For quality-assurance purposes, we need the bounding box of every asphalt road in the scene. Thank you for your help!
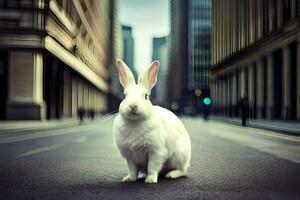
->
[0,117,299,200]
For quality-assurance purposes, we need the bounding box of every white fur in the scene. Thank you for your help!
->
[113,59,191,184]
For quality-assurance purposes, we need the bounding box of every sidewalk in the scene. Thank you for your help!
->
[211,116,300,135]
[0,118,93,137]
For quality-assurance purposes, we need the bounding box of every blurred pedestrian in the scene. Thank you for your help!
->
[203,105,210,120]
[202,97,211,121]
[239,96,249,126]
[77,108,85,124]
[89,109,95,120]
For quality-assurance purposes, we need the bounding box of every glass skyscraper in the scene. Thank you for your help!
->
[168,0,211,113]
[188,0,211,95]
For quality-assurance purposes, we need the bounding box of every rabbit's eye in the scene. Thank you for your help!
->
[145,94,149,100]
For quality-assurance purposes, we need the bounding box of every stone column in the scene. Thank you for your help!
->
[232,72,237,116]
[72,77,78,118]
[215,79,219,113]
[270,0,276,32]
[282,45,291,120]
[248,63,255,118]
[232,0,236,53]
[214,79,218,111]
[257,0,263,40]
[6,51,45,120]
[256,59,264,119]
[291,0,296,19]
[220,79,224,114]
[277,0,283,28]
[297,39,300,120]
[210,78,214,109]
[212,0,215,64]
[225,77,230,115]
[240,67,246,98]
[266,54,274,119]
[216,1,220,63]
[223,78,226,115]
[228,75,232,116]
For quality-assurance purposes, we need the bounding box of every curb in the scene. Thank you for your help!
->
[0,120,96,137]
[212,117,300,136]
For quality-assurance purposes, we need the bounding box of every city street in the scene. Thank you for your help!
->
[0,117,299,200]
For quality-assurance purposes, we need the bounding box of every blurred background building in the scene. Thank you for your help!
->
[168,0,188,111]
[108,24,138,112]
[211,0,300,121]
[168,0,211,114]
[122,25,136,79]
[188,0,211,113]
[152,36,168,105]
[107,0,124,113]
[0,0,122,120]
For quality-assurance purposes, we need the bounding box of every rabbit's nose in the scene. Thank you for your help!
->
[129,105,138,110]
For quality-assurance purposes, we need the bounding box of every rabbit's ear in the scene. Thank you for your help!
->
[138,60,160,92]
[116,59,135,88]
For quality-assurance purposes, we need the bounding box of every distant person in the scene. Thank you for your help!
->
[203,105,210,120]
[77,108,85,124]
[239,96,250,126]
[89,109,95,120]
[202,97,211,121]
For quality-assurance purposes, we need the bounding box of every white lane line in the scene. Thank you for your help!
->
[75,137,88,143]
[17,144,61,157]
[16,136,89,157]
[0,124,98,145]
[215,123,299,142]
[207,128,300,163]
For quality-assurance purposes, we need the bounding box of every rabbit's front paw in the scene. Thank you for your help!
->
[122,175,136,182]
[145,174,158,184]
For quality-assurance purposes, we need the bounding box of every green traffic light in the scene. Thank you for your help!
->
[203,97,211,105]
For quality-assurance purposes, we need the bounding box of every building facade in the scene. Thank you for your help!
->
[122,25,136,77]
[168,0,189,109]
[107,0,124,113]
[211,0,300,121]
[0,0,119,120]
[109,25,136,101]
[152,36,167,105]
[188,0,211,95]
[168,0,211,113]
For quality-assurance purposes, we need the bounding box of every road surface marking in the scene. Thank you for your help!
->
[75,137,88,143]
[0,124,99,145]
[0,115,115,145]
[216,123,299,142]
[207,128,300,163]
[17,144,61,157]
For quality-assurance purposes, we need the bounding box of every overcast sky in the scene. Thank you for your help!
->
[119,0,169,74]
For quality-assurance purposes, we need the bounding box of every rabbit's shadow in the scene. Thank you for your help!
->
[68,176,188,192]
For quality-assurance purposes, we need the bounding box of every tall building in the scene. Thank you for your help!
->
[168,0,189,108]
[107,0,124,112]
[211,0,300,121]
[168,0,211,112]
[122,25,136,79]
[108,24,136,111]
[0,0,120,120]
[188,0,211,95]
[152,36,167,105]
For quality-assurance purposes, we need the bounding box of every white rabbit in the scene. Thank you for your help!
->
[113,59,191,184]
